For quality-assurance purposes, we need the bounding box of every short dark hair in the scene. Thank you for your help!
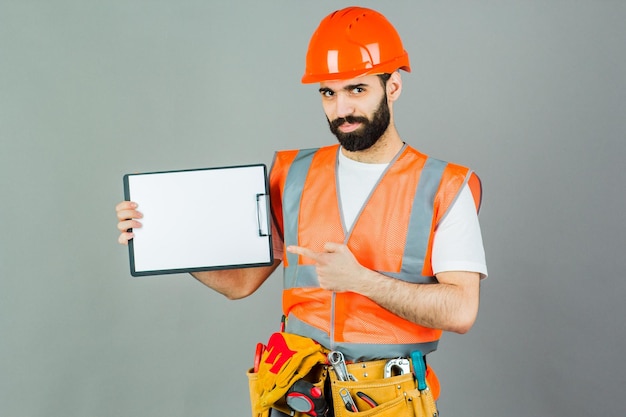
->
[377,73,392,86]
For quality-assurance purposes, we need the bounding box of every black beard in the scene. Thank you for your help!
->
[327,95,391,152]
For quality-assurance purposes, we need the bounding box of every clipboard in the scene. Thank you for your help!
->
[123,164,273,277]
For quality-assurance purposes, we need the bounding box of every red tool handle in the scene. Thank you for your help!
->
[253,343,265,373]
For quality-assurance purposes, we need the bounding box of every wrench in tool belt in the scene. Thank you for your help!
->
[327,351,357,382]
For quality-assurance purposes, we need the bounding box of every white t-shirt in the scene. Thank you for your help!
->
[272,150,488,278]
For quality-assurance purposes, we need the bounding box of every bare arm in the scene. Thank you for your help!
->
[116,201,281,299]
[287,243,480,334]
[190,260,281,300]
[353,268,479,333]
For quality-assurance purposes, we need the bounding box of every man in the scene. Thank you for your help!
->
[116,6,486,416]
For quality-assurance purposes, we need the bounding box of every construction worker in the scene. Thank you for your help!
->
[116,6,487,416]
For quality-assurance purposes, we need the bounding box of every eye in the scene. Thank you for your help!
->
[351,87,365,94]
[320,89,334,98]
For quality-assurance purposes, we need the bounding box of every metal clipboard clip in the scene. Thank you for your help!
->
[256,193,271,237]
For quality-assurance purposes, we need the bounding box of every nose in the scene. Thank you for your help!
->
[334,93,354,118]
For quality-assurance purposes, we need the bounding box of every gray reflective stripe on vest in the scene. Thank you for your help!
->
[283,148,318,289]
[285,314,439,361]
[399,157,448,278]
[286,265,318,288]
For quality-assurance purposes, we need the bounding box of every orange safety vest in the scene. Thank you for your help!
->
[269,144,481,395]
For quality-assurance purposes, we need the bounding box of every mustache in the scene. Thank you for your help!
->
[329,115,369,130]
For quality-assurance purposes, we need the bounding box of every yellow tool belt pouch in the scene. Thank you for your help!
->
[328,359,438,417]
[247,332,329,417]
[247,369,270,417]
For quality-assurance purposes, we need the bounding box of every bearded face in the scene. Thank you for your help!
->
[327,93,391,152]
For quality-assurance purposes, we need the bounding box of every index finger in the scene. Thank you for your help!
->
[286,245,320,262]
[115,201,137,212]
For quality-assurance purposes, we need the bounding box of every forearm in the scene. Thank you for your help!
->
[191,260,281,300]
[285,243,480,333]
[356,269,480,334]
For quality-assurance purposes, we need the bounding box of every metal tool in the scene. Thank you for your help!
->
[339,388,358,412]
[328,351,359,412]
[383,357,412,378]
[286,379,329,417]
[327,351,357,382]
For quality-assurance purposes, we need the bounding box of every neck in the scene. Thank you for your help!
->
[340,125,404,164]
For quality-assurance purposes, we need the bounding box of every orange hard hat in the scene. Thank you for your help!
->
[301,7,411,84]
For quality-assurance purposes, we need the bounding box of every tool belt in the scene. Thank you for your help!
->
[247,333,439,417]
[326,358,438,417]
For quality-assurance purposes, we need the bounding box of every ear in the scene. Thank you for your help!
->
[386,71,402,102]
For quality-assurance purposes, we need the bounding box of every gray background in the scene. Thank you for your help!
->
[1,1,624,416]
